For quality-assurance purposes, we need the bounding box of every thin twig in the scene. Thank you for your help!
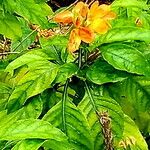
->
[89,0,95,6]
[0,52,20,55]
[12,26,39,51]
[48,0,79,21]
[2,36,7,59]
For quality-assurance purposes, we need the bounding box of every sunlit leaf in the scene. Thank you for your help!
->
[106,76,150,132]
[90,27,150,50]
[117,115,148,150]
[0,12,22,39]
[78,87,124,149]
[12,139,45,150]
[43,100,94,150]
[100,42,150,76]
[6,61,58,112]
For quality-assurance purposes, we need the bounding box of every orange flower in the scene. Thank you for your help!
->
[53,10,73,24]
[54,1,116,53]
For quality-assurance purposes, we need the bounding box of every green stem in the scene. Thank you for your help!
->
[62,79,69,133]
[12,27,39,51]
[0,52,20,55]
[84,81,97,112]
[78,48,82,68]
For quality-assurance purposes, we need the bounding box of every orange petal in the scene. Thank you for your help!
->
[88,1,100,20]
[99,4,116,19]
[104,11,116,20]
[89,1,99,16]
[89,18,109,34]
[54,10,73,24]
[74,15,84,27]
[68,29,81,53]
[78,27,94,43]
[89,3,116,20]
[73,2,89,18]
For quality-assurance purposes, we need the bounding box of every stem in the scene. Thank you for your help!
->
[62,79,69,133]
[78,48,82,68]
[85,81,114,150]
[48,0,79,21]
[12,26,39,51]
[0,52,20,55]
[84,81,97,112]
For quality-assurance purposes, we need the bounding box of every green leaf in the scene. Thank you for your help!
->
[5,49,57,75]
[43,100,94,150]
[90,27,150,50]
[0,12,22,39]
[1,0,16,13]
[11,18,37,52]
[6,61,58,112]
[103,27,150,43]
[0,119,67,141]
[40,35,69,63]
[43,140,74,150]
[78,84,124,149]
[112,0,148,9]
[0,109,23,127]
[0,82,11,111]
[54,63,78,84]
[86,59,128,85]
[100,43,150,76]
[21,95,43,119]
[12,139,45,150]
[12,139,74,150]
[15,0,52,27]
[116,115,148,150]
[106,76,150,132]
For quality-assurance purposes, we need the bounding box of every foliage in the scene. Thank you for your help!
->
[0,0,150,149]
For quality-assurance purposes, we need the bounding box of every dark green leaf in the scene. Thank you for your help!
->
[54,63,78,84]
[100,43,150,76]
[86,59,128,85]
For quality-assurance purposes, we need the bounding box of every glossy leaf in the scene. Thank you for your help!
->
[6,61,58,112]
[100,43,150,76]
[12,139,45,150]
[78,90,124,149]
[0,12,22,39]
[15,0,52,27]
[90,27,150,49]
[106,76,150,132]
[21,95,43,119]
[43,100,94,150]
[0,119,67,141]
[86,59,128,85]
[5,49,57,75]
[0,109,23,127]
[43,139,74,150]
[54,63,78,84]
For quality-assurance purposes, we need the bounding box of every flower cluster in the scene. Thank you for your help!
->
[54,1,116,53]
